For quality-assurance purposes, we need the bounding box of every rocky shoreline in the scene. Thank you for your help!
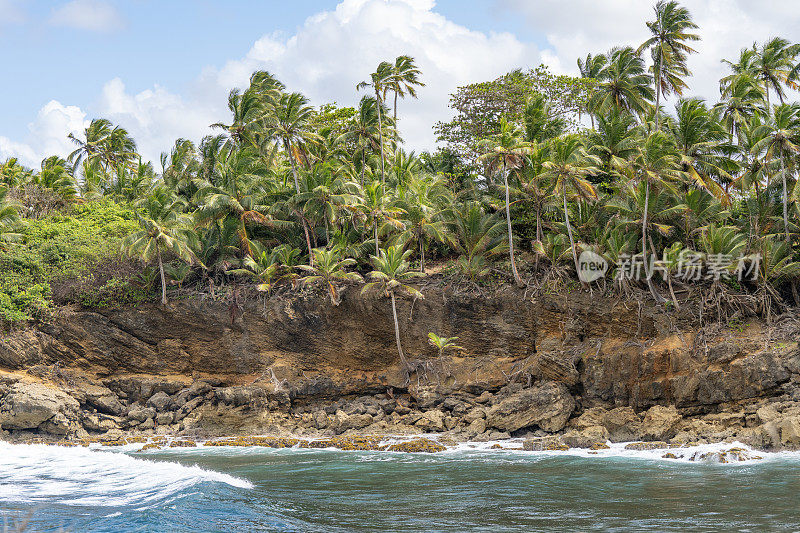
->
[1,290,799,452]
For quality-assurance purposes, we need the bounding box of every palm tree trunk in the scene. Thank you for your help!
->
[375,89,386,193]
[157,246,167,305]
[642,180,663,302]
[374,221,380,257]
[287,139,315,266]
[782,154,790,242]
[393,90,399,146]
[655,68,662,131]
[390,291,408,369]
[419,236,425,273]
[535,207,542,270]
[563,187,580,276]
[503,162,522,286]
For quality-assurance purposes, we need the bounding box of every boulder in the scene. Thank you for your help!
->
[147,391,172,411]
[127,405,156,423]
[603,407,642,442]
[640,405,682,441]
[777,417,800,447]
[562,425,610,448]
[485,381,575,433]
[416,410,445,432]
[0,382,79,430]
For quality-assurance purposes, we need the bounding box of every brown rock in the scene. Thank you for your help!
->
[486,382,575,433]
[641,406,682,441]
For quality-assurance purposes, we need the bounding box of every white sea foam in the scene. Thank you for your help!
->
[0,442,252,507]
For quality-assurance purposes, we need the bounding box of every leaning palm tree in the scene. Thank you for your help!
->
[297,248,362,305]
[478,118,531,286]
[357,61,394,190]
[752,103,800,242]
[362,245,424,370]
[638,0,700,130]
[122,188,198,305]
[542,135,602,277]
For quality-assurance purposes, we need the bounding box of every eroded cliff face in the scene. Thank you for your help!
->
[1,289,799,449]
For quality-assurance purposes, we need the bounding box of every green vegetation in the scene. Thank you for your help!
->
[4,1,800,326]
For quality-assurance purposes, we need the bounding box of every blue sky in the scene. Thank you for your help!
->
[2,0,799,166]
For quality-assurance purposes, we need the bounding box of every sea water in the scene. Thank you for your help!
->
[1,440,799,532]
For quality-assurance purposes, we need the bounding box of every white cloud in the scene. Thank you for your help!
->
[0,101,88,167]
[48,0,124,33]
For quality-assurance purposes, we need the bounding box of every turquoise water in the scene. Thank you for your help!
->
[2,442,800,532]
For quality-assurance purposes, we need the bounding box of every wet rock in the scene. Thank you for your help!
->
[624,441,672,450]
[83,385,126,417]
[486,381,575,433]
[640,405,682,441]
[523,436,569,451]
[0,382,79,431]
[562,425,610,448]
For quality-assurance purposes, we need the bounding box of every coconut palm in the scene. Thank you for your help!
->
[395,175,452,272]
[714,74,766,141]
[387,55,425,131]
[211,88,266,148]
[577,53,608,128]
[352,179,404,257]
[123,188,198,305]
[638,0,700,130]
[588,47,654,118]
[338,96,384,184]
[448,202,506,280]
[427,333,463,357]
[478,118,531,285]
[0,186,22,247]
[362,245,424,369]
[297,248,362,305]
[357,61,394,190]
[752,103,800,241]
[542,135,602,276]
[69,118,137,174]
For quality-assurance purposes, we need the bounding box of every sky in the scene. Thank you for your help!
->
[2,0,800,168]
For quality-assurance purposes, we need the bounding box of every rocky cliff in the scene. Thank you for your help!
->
[1,289,799,450]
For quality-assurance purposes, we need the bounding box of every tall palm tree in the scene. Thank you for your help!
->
[753,103,800,241]
[387,55,425,131]
[123,188,198,305]
[338,96,383,184]
[753,38,800,108]
[542,135,602,277]
[478,118,531,286]
[211,88,266,148]
[577,53,608,129]
[638,0,700,130]
[68,118,137,174]
[357,61,394,190]
[714,73,766,141]
[353,179,404,257]
[362,245,424,370]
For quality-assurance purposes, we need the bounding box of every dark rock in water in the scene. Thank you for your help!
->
[523,436,569,451]
[486,381,575,432]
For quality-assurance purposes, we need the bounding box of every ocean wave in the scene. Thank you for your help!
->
[0,442,252,507]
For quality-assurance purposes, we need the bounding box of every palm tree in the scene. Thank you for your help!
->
[122,188,198,305]
[387,55,425,131]
[362,245,424,369]
[357,61,394,190]
[0,158,33,187]
[753,38,800,108]
[196,148,285,258]
[638,0,700,130]
[478,118,531,285]
[670,98,734,201]
[338,96,383,184]
[211,88,266,148]
[588,47,654,118]
[628,130,683,300]
[270,91,320,262]
[68,118,137,174]
[448,202,506,280]
[577,53,608,129]
[353,179,404,257]
[714,73,766,141]
[0,186,22,247]
[35,156,78,201]
[542,135,602,277]
[297,248,362,305]
[427,333,463,357]
[752,103,800,241]
[395,175,452,272]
